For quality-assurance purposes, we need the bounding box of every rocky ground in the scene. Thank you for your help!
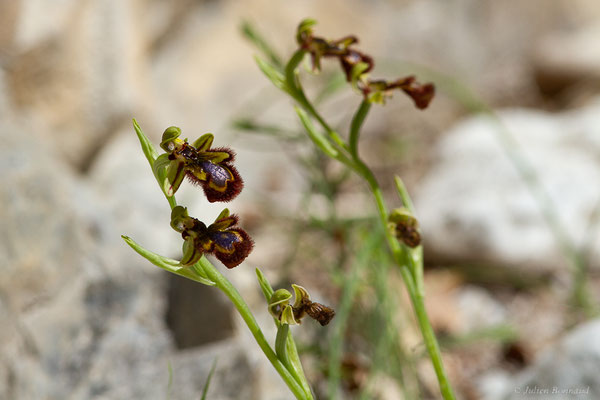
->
[1,0,600,399]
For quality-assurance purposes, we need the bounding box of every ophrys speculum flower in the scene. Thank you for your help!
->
[170,206,253,268]
[158,127,243,202]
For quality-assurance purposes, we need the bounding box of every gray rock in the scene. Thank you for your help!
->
[0,115,261,398]
[501,319,600,400]
[5,0,150,170]
[534,24,600,97]
[415,99,600,273]
[455,286,507,334]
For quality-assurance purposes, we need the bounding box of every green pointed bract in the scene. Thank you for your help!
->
[160,126,182,151]
[291,284,310,308]
[166,160,186,196]
[255,56,290,94]
[255,268,275,301]
[121,235,215,286]
[294,106,338,158]
[280,305,299,325]
[192,133,214,152]
[133,119,159,165]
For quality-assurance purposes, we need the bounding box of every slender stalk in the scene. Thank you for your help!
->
[199,259,311,400]
[356,141,456,400]
[292,86,456,399]
[404,271,456,400]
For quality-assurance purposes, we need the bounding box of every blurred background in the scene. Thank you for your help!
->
[1,0,600,399]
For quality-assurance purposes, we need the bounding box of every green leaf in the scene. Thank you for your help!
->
[255,55,290,94]
[134,119,177,209]
[121,235,215,286]
[394,176,416,214]
[200,359,218,400]
[284,50,307,93]
[294,106,338,158]
[349,100,371,159]
[240,20,283,69]
[133,119,159,166]
[255,267,274,300]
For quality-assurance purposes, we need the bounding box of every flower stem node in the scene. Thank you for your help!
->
[268,284,335,326]
[170,206,253,268]
[159,127,243,202]
[389,207,421,248]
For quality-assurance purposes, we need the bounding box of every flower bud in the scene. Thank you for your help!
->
[389,208,421,248]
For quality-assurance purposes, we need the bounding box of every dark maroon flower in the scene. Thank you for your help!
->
[295,19,434,109]
[388,208,421,248]
[364,77,435,108]
[170,206,253,268]
[159,127,243,202]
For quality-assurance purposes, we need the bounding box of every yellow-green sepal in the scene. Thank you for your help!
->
[165,159,186,196]
[192,133,214,151]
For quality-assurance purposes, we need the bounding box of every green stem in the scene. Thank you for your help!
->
[256,269,312,395]
[349,100,371,159]
[342,136,456,399]
[276,323,292,370]
[362,157,456,400]
[404,275,456,400]
[199,259,311,400]
[284,56,456,399]
[285,49,349,151]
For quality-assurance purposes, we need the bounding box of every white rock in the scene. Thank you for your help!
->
[415,99,600,272]
[455,286,506,333]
